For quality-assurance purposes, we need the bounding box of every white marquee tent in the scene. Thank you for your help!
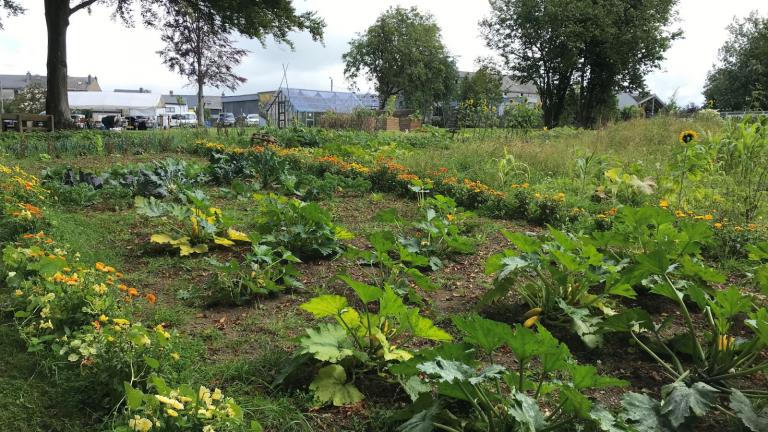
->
[67,92,165,117]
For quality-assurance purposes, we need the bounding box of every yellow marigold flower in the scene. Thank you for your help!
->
[446,214,455,222]
[93,283,108,295]
[14,289,23,297]
[679,130,699,145]
[703,214,713,221]
[165,408,179,417]
[659,199,669,209]
[129,416,153,432]
[212,388,223,401]
[170,352,180,361]
[95,262,106,271]
[714,223,723,229]
[675,210,686,218]
[112,318,130,326]
[155,395,184,410]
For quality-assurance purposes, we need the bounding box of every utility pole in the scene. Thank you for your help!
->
[329,77,333,93]
[0,80,4,114]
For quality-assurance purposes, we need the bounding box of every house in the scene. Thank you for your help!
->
[264,88,379,128]
[115,88,152,94]
[159,92,223,119]
[0,72,101,100]
[68,91,165,121]
[617,92,666,116]
[502,77,540,106]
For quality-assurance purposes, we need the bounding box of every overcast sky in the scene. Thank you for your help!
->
[1,0,767,105]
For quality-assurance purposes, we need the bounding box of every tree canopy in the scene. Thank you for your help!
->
[481,0,679,128]
[343,6,458,116]
[158,7,248,125]
[1,0,324,128]
[459,62,504,107]
[704,12,768,111]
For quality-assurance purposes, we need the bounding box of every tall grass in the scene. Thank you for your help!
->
[397,116,725,189]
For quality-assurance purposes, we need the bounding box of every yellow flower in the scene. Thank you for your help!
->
[155,395,184,410]
[93,283,108,295]
[658,199,669,209]
[39,320,54,330]
[112,318,130,326]
[129,415,153,432]
[703,214,713,221]
[714,222,723,229]
[165,408,178,417]
[99,314,109,323]
[718,334,735,351]
[211,388,223,401]
[675,210,686,218]
[202,425,216,432]
[14,289,23,297]
[170,352,180,361]
[446,214,455,222]
[679,130,699,145]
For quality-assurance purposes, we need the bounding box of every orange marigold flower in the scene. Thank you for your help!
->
[118,284,128,292]
[127,288,139,297]
[145,293,157,304]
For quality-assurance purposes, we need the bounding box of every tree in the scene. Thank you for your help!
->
[0,0,23,30]
[459,60,504,107]
[481,0,679,128]
[158,7,247,126]
[6,85,46,114]
[343,6,458,118]
[2,1,324,129]
[704,12,768,111]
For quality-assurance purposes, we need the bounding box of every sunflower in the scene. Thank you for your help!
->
[679,130,699,145]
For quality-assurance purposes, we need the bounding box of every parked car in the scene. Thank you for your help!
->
[245,114,262,127]
[134,115,156,129]
[171,113,197,127]
[70,114,86,128]
[218,112,236,127]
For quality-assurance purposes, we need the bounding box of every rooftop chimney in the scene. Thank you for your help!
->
[87,74,92,84]
[169,90,174,95]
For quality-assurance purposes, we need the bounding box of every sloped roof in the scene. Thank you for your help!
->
[0,73,100,91]
[68,92,164,110]
[267,89,379,113]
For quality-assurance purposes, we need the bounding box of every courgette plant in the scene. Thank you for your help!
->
[279,276,452,406]
[135,190,250,256]
[393,314,631,431]
[484,228,635,347]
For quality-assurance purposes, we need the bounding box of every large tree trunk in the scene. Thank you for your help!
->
[44,0,71,129]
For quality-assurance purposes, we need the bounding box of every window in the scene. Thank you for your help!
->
[166,106,176,113]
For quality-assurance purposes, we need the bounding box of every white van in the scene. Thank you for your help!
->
[171,113,198,127]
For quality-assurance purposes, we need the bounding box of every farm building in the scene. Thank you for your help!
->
[221,92,276,117]
[68,91,165,121]
[617,93,666,116]
[165,93,223,118]
[264,89,379,128]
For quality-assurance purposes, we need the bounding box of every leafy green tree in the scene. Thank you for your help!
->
[2,1,324,128]
[459,61,504,107]
[158,6,248,126]
[704,12,768,111]
[343,6,458,118]
[481,0,679,128]
[6,85,46,114]
[0,0,23,29]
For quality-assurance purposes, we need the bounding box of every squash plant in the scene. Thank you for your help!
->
[285,276,452,406]
[346,230,439,303]
[205,243,303,305]
[386,195,476,269]
[250,193,353,260]
[394,314,630,431]
[484,228,634,347]
[135,190,250,256]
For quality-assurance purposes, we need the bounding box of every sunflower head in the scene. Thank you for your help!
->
[679,130,699,145]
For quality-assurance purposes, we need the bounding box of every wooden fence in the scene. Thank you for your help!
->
[1,113,55,132]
